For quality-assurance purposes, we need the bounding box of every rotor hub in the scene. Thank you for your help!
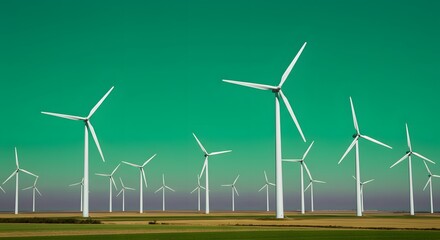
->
[352,133,358,138]
[406,151,411,154]
[272,88,281,93]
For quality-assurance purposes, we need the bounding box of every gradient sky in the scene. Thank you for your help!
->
[0,0,439,213]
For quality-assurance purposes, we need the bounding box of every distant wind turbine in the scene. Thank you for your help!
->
[42,86,114,218]
[122,154,156,213]
[303,163,325,212]
[223,42,307,218]
[221,175,240,212]
[339,97,392,217]
[390,124,435,215]
[117,177,135,212]
[422,161,440,214]
[283,141,314,214]
[155,174,175,211]
[190,174,205,211]
[352,176,374,213]
[258,171,275,212]
[69,178,84,212]
[22,176,42,212]
[95,164,120,213]
[2,147,38,214]
[193,133,231,214]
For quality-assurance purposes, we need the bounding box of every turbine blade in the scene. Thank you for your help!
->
[155,187,163,193]
[264,171,268,183]
[111,177,118,190]
[349,97,359,133]
[412,152,435,164]
[141,168,148,188]
[126,187,135,191]
[116,189,123,197]
[423,178,431,191]
[432,175,440,178]
[119,177,125,188]
[268,182,276,186]
[122,161,141,168]
[221,184,232,187]
[406,123,412,151]
[87,86,114,119]
[222,79,276,91]
[313,180,326,184]
[303,141,315,160]
[0,186,5,193]
[303,162,312,180]
[36,188,42,196]
[95,173,110,177]
[111,164,121,175]
[87,122,105,162]
[352,175,357,181]
[200,186,206,190]
[41,111,85,121]
[279,42,307,88]
[279,90,306,142]
[192,133,208,155]
[423,161,433,175]
[338,136,358,164]
[234,186,239,196]
[22,186,33,190]
[20,169,37,178]
[282,159,302,162]
[69,182,81,186]
[15,147,19,168]
[166,186,175,192]
[233,175,240,185]
[360,135,392,149]
[258,184,267,192]
[3,171,17,185]
[191,187,198,194]
[390,153,409,168]
[200,157,208,177]
[305,182,312,192]
[209,150,232,156]
[162,174,165,186]
[142,154,157,167]
[363,179,375,185]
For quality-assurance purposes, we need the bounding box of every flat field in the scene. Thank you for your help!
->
[0,211,439,239]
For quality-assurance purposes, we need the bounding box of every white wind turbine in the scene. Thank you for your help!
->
[95,164,120,213]
[390,124,435,215]
[117,177,135,212]
[193,133,231,214]
[221,175,240,212]
[223,42,307,218]
[423,161,440,214]
[42,86,114,218]
[69,178,84,212]
[283,141,314,214]
[190,174,205,211]
[303,164,325,212]
[155,174,175,211]
[352,176,374,213]
[2,147,38,214]
[338,97,392,217]
[22,176,42,212]
[122,154,156,213]
[258,171,275,212]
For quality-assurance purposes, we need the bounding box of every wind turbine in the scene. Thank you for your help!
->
[338,97,392,217]
[117,177,135,212]
[283,141,314,214]
[190,174,205,211]
[155,174,175,211]
[22,176,42,212]
[221,175,240,212]
[193,133,231,214]
[352,176,374,213]
[423,161,440,214]
[303,163,325,212]
[223,42,307,218]
[95,164,120,213]
[2,147,38,214]
[258,171,275,212]
[42,86,114,218]
[69,178,84,212]
[390,123,435,215]
[122,154,156,213]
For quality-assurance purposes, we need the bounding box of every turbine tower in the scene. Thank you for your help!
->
[193,133,231,214]
[283,141,314,214]
[352,176,374,213]
[190,174,205,211]
[155,174,175,211]
[69,178,84,212]
[338,97,392,217]
[303,164,325,212]
[117,177,135,212]
[422,161,440,214]
[223,42,307,218]
[122,154,156,213]
[95,164,120,213]
[22,176,42,212]
[258,171,275,212]
[221,175,240,212]
[2,147,38,214]
[390,124,435,215]
[42,86,114,218]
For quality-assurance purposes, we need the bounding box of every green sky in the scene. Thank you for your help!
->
[0,0,439,212]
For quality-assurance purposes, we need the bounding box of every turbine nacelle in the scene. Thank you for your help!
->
[271,88,281,93]
[352,133,359,139]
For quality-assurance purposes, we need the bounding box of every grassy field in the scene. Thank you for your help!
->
[0,211,439,239]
